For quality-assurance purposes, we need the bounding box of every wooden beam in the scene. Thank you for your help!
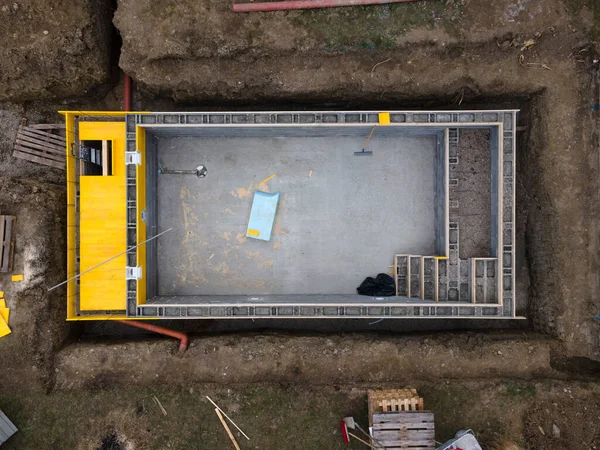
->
[102,140,108,176]
[12,149,64,169]
[214,409,241,450]
[28,123,65,130]
[19,126,66,144]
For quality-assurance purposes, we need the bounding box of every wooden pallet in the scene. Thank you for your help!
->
[12,122,66,169]
[368,389,425,426]
[0,215,16,273]
[372,411,435,450]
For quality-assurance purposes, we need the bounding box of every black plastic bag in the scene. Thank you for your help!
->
[357,273,396,296]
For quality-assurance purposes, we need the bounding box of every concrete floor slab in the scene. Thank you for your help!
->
[157,135,435,295]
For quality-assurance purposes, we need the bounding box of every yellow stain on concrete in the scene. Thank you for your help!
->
[232,183,253,199]
[79,121,127,311]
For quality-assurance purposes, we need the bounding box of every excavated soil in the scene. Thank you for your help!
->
[0,0,114,103]
[0,0,599,446]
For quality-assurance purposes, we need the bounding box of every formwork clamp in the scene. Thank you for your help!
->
[125,151,142,165]
[126,266,142,280]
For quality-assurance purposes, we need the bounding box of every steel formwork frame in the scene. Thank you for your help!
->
[63,110,518,321]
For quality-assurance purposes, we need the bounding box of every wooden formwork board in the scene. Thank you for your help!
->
[0,215,16,273]
[372,411,435,450]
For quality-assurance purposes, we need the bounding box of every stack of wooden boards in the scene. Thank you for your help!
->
[12,122,66,169]
[368,389,435,450]
[0,214,16,273]
[0,291,10,339]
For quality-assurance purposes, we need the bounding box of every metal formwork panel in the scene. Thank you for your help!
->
[131,109,517,320]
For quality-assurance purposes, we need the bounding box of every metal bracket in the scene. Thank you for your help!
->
[125,151,141,165]
[125,266,142,280]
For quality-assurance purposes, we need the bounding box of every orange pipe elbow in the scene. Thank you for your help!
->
[116,320,189,352]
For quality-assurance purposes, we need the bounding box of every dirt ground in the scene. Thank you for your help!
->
[1,380,599,449]
[0,0,599,448]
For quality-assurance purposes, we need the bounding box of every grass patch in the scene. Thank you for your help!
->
[503,382,536,399]
[288,0,463,49]
[0,386,365,450]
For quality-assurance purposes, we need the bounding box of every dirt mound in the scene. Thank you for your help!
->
[0,0,113,102]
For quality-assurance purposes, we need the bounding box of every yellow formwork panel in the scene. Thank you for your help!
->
[65,112,77,320]
[79,122,127,311]
[59,110,152,116]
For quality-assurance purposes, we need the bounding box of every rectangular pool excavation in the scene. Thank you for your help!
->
[62,110,518,320]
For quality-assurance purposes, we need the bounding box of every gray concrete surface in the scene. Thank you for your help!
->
[156,135,436,295]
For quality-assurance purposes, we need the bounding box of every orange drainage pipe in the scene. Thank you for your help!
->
[233,0,419,12]
[116,320,189,352]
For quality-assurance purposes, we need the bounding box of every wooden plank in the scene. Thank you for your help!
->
[394,255,398,296]
[18,128,66,147]
[19,126,66,144]
[8,217,16,272]
[215,408,241,450]
[14,145,65,164]
[15,134,65,155]
[0,217,5,272]
[12,149,64,169]
[372,430,435,439]
[420,256,425,300]
[373,422,436,430]
[380,447,433,450]
[406,255,411,297]
[15,137,65,158]
[3,217,16,273]
[14,143,65,163]
[434,258,439,301]
[1,217,13,272]
[28,123,65,130]
[372,439,434,448]
[102,140,109,176]
[373,412,434,423]
[0,216,14,272]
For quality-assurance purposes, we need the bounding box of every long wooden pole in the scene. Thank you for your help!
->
[215,409,241,450]
[206,396,250,440]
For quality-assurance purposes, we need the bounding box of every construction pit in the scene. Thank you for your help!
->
[67,110,517,320]
[0,0,599,448]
